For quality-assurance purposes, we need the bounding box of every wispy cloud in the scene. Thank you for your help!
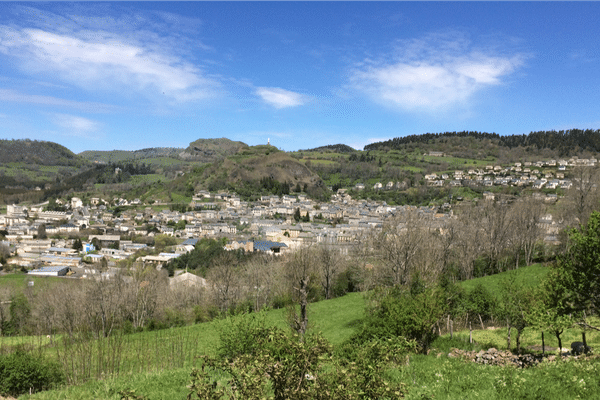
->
[0,89,118,113]
[52,113,101,138]
[0,24,219,102]
[348,32,526,113]
[256,87,308,109]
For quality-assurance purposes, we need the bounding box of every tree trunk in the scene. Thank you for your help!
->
[469,322,472,344]
[542,331,545,356]
[479,314,485,330]
[556,331,562,356]
[516,329,522,354]
[507,322,511,350]
[298,277,309,338]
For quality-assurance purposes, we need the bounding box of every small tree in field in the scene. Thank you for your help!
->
[498,274,534,353]
[555,211,600,327]
[354,282,446,354]
[285,246,317,338]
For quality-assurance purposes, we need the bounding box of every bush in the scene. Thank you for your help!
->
[349,285,446,353]
[190,326,406,400]
[0,350,65,397]
[217,312,271,360]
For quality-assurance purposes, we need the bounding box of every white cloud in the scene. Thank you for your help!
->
[256,87,307,109]
[53,113,101,138]
[0,25,218,102]
[349,33,525,113]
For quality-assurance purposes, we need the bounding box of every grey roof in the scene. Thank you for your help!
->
[253,240,288,251]
[181,238,199,246]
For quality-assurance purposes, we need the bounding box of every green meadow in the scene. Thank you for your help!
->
[6,266,600,399]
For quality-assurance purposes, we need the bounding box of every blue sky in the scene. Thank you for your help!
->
[1,2,599,154]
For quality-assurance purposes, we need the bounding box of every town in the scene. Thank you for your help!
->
[1,155,592,281]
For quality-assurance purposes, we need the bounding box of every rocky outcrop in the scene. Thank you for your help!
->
[448,348,546,368]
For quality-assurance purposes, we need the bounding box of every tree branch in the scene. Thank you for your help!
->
[575,321,600,331]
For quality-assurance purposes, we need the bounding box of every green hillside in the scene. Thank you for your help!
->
[0,139,85,167]
[187,144,327,199]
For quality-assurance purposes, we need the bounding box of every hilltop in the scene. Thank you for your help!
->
[79,147,184,163]
[3,129,600,205]
[79,138,248,164]
[300,144,356,153]
[0,139,86,167]
[179,137,249,162]
[365,129,600,162]
[187,145,327,199]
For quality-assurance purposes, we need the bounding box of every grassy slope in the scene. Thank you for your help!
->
[459,263,550,298]
[18,265,600,400]
[21,293,366,400]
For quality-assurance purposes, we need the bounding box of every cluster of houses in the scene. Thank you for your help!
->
[0,156,585,279]
[358,158,590,191]
[0,189,454,277]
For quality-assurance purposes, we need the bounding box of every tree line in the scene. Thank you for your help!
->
[365,129,600,157]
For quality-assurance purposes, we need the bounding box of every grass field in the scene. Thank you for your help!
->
[128,174,165,187]
[10,265,600,399]
[0,273,71,294]
[459,264,550,298]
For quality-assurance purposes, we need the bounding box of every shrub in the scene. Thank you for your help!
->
[350,285,446,353]
[217,312,271,360]
[189,327,406,400]
[0,350,65,397]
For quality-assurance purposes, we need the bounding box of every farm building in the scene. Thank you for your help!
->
[169,271,207,288]
[28,266,70,276]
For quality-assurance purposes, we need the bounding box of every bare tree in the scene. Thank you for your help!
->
[208,252,242,313]
[285,246,316,337]
[564,166,600,226]
[84,276,125,338]
[476,200,514,275]
[317,244,340,300]
[376,211,425,286]
[122,264,166,330]
[243,254,276,312]
[0,286,13,336]
[412,227,444,285]
[509,196,543,268]
[351,230,379,291]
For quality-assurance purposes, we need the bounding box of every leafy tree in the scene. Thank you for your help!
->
[91,237,102,250]
[352,284,446,353]
[37,224,47,240]
[0,350,65,397]
[45,198,66,212]
[498,274,534,353]
[527,270,574,353]
[556,211,600,321]
[7,294,30,336]
[72,238,83,251]
[154,234,177,251]
[187,314,407,400]
[293,207,301,222]
[465,283,496,329]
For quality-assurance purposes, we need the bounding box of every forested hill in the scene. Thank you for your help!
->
[0,139,85,166]
[79,147,184,163]
[300,144,356,153]
[365,129,600,156]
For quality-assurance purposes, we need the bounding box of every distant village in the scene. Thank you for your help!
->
[0,157,588,282]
